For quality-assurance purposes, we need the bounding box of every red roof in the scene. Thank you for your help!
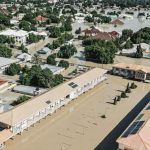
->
[82,28,101,35]
[91,31,119,41]
[34,15,48,22]
[0,79,7,86]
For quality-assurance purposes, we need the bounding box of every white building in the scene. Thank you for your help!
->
[0,29,28,46]
[0,57,19,73]
[41,64,65,74]
[17,53,32,62]
[0,68,107,148]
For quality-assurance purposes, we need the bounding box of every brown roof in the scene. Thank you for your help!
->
[91,31,118,41]
[0,68,107,126]
[34,15,48,22]
[0,79,7,86]
[110,19,124,25]
[113,63,150,73]
[82,28,101,35]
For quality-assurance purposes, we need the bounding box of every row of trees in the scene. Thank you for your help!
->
[113,82,137,105]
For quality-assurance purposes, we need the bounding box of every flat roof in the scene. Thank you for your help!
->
[0,57,18,68]
[41,64,64,74]
[113,63,150,73]
[0,29,28,37]
[13,85,48,96]
[0,68,107,126]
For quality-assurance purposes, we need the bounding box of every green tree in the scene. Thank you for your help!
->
[58,60,69,69]
[113,97,117,105]
[5,63,21,76]
[123,40,133,49]
[0,45,12,58]
[117,96,121,101]
[130,82,137,89]
[11,95,30,106]
[135,45,143,58]
[121,91,127,98]
[47,54,57,65]
[58,45,77,59]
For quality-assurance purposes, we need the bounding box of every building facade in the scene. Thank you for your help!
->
[0,68,107,148]
[112,63,150,83]
[0,29,28,46]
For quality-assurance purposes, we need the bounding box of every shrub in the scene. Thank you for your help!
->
[117,96,121,101]
[125,87,131,93]
[11,95,30,106]
[121,91,127,98]
[130,82,137,89]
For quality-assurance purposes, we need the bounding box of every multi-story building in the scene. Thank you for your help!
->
[0,29,28,46]
[0,68,107,148]
[112,63,150,83]
[117,101,150,150]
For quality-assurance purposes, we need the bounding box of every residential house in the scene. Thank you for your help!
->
[17,53,32,62]
[0,57,19,73]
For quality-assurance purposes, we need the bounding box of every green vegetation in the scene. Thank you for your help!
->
[58,44,77,59]
[83,39,117,64]
[113,97,117,105]
[130,82,137,89]
[123,40,134,49]
[58,60,69,69]
[19,44,28,53]
[47,26,61,38]
[47,54,57,65]
[11,95,30,106]
[135,45,143,58]
[125,83,131,93]
[117,96,121,101]
[0,45,12,58]
[20,65,63,88]
[131,27,150,44]
[121,91,127,98]
[5,63,21,76]
[27,33,43,44]
[48,33,73,50]
[0,35,15,45]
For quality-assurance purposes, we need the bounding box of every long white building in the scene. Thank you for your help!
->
[0,67,107,148]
